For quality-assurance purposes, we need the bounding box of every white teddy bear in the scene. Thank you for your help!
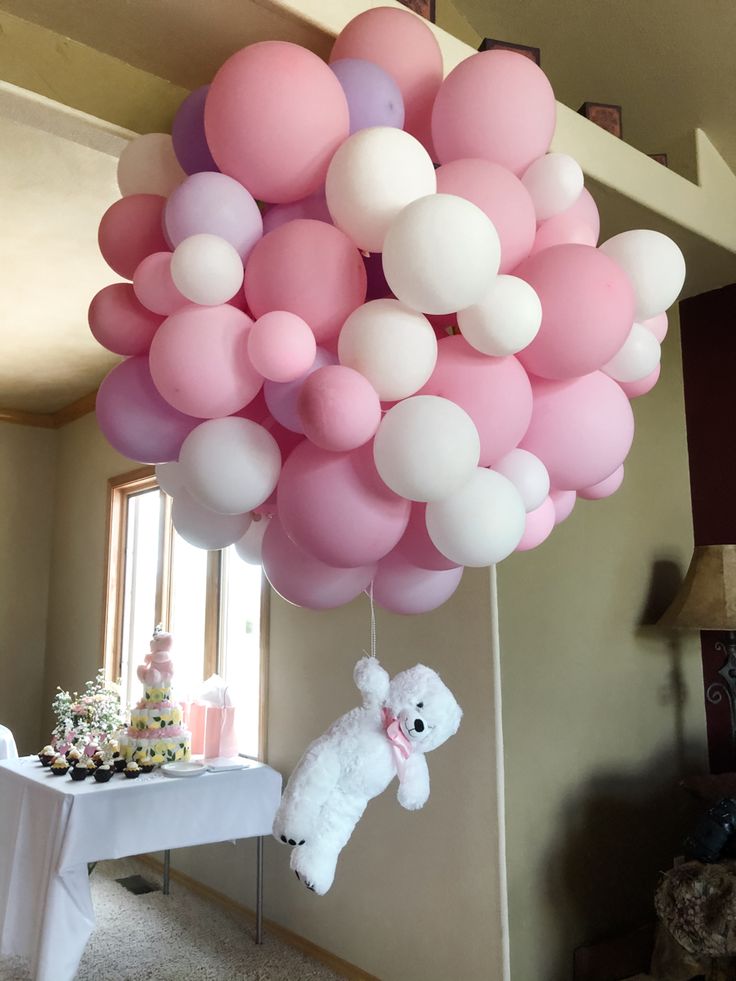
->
[273,656,462,895]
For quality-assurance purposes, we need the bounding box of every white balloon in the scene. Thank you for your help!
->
[426,468,526,567]
[155,462,186,497]
[599,229,686,320]
[373,395,480,503]
[117,133,186,198]
[179,418,281,515]
[491,449,550,512]
[325,127,436,253]
[235,515,270,564]
[383,194,501,315]
[458,275,542,356]
[521,153,584,221]
[338,299,437,401]
[173,488,251,551]
[170,234,244,306]
[602,322,661,383]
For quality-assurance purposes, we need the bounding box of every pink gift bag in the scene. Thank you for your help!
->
[203,705,238,760]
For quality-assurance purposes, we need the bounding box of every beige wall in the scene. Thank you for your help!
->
[0,424,56,754]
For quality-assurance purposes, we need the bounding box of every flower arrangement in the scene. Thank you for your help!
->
[51,670,125,754]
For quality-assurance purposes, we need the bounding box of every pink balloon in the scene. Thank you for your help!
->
[149,305,262,418]
[298,365,381,452]
[515,244,636,380]
[515,496,556,551]
[394,503,460,572]
[618,363,661,398]
[247,311,317,383]
[642,312,668,343]
[436,159,536,273]
[277,441,410,568]
[432,50,556,176]
[550,488,576,525]
[88,283,163,356]
[520,373,635,491]
[373,549,463,615]
[133,252,187,316]
[529,188,600,255]
[98,194,169,280]
[264,347,337,433]
[578,464,625,500]
[244,220,367,344]
[330,7,442,152]
[262,191,332,235]
[419,335,533,467]
[205,41,349,204]
[263,517,374,610]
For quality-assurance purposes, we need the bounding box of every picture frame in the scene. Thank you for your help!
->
[478,37,541,66]
[397,0,436,23]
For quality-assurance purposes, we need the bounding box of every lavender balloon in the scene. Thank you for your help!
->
[264,347,337,433]
[171,85,219,175]
[330,59,405,133]
[164,172,263,261]
[96,356,201,463]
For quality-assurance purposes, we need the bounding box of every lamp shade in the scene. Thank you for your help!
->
[659,544,736,631]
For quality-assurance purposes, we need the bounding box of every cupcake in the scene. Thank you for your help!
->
[139,760,155,774]
[70,761,90,781]
[113,757,127,773]
[66,748,82,766]
[38,745,56,767]
[124,761,141,779]
[51,757,69,777]
[93,764,113,784]
[91,752,106,768]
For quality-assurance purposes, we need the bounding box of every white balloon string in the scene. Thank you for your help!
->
[369,582,377,659]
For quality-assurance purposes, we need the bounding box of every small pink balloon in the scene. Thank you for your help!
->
[264,347,337,433]
[298,365,381,452]
[578,465,625,501]
[641,312,668,343]
[550,488,576,525]
[432,50,556,176]
[244,219,367,344]
[419,335,533,467]
[520,373,635,491]
[88,283,163,356]
[515,244,636,380]
[529,188,601,255]
[263,516,375,611]
[133,253,187,316]
[205,41,350,204]
[149,305,262,418]
[98,194,169,280]
[394,503,460,572]
[618,362,661,398]
[277,440,410,569]
[262,191,332,234]
[247,311,317,383]
[436,159,536,273]
[515,496,556,551]
[372,549,463,615]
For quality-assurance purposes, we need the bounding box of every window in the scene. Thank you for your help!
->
[102,468,268,760]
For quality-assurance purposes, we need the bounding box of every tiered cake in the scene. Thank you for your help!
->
[120,631,191,764]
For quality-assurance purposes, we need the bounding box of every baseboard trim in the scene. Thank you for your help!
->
[135,853,379,981]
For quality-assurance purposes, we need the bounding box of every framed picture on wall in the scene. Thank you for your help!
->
[398,0,436,22]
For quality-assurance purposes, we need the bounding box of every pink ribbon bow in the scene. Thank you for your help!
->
[382,707,412,782]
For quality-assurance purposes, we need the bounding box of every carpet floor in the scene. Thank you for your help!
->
[0,857,344,980]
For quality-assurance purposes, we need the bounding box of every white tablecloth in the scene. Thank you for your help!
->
[0,727,17,761]
[0,757,282,981]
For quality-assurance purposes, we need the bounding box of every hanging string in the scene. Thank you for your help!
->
[369,581,377,659]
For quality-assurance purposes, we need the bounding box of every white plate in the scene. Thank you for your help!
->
[160,761,207,778]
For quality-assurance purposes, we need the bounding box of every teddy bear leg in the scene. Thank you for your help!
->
[273,743,341,846]
[289,794,368,895]
[290,841,340,896]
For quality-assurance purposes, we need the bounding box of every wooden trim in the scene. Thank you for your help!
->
[157,491,174,630]
[259,576,271,764]
[0,391,97,429]
[203,551,222,679]
[52,391,97,426]
[136,854,379,981]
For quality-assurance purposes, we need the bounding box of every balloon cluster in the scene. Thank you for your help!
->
[89,6,686,615]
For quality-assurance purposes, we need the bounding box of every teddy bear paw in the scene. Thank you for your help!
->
[290,846,336,896]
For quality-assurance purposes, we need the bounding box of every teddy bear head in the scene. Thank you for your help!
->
[384,663,462,754]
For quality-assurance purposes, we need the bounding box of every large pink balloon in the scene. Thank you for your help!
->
[419,335,533,466]
[432,50,556,176]
[395,503,460,572]
[529,188,600,255]
[88,283,162,356]
[264,347,337,433]
[244,220,367,344]
[373,549,463,615]
[277,441,410,568]
[298,365,381,452]
[515,244,636,380]
[133,252,187,316]
[96,356,201,463]
[330,7,442,152]
[263,517,374,610]
[149,305,262,418]
[520,373,635,490]
[98,194,169,280]
[248,311,317,383]
[515,496,556,552]
[436,159,536,273]
[205,42,349,204]
[262,191,332,234]
[578,464,625,500]
[618,363,661,399]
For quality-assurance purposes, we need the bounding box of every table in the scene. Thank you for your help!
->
[0,756,282,981]
[0,726,17,760]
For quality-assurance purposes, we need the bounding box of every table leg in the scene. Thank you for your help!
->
[256,836,263,944]
[163,849,171,896]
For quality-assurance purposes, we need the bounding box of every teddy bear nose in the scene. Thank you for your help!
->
[414,719,425,732]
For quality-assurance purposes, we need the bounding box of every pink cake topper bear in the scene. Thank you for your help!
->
[136,629,175,689]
